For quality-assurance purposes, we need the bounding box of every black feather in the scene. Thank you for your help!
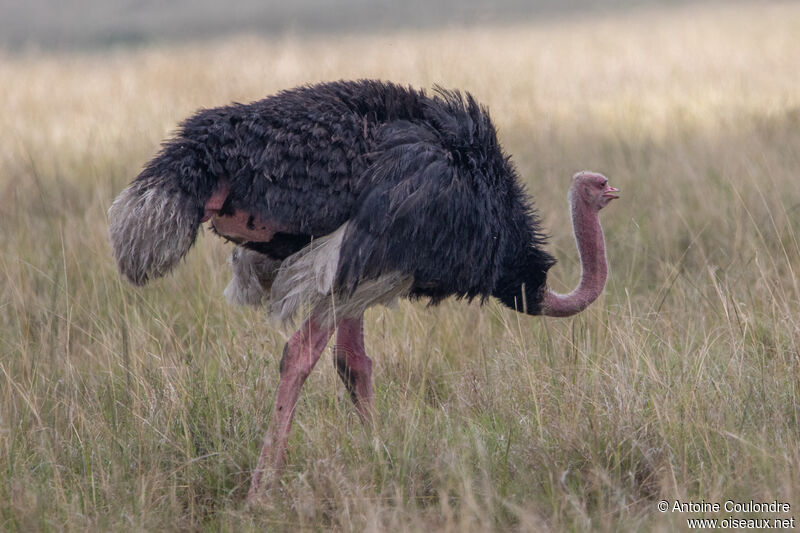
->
[130,79,556,313]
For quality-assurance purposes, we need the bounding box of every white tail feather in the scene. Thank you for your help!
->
[108,182,201,285]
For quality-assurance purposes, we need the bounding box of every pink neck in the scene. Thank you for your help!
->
[542,190,608,317]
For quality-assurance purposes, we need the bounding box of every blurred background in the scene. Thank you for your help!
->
[1,0,712,50]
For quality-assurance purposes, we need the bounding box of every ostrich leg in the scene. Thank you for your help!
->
[333,315,374,422]
[247,313,334,501]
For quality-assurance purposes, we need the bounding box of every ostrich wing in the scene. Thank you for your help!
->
[336,122,505,303]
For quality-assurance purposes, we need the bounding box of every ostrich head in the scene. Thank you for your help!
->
[569,171,620,212]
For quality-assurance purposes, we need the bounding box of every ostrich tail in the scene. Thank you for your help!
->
[108,171,205,286]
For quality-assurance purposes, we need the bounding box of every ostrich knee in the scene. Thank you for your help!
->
[332,315,374,421]
[333,346,373,395]
[279,330,326,381]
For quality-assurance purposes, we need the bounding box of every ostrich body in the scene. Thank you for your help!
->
[108,80,618,500]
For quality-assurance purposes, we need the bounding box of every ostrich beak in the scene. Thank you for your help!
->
[602,186,620,200]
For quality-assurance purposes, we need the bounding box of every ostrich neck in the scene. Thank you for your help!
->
[542,193,608,317]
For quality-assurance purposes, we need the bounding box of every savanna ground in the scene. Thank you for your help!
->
[2,2,800,530]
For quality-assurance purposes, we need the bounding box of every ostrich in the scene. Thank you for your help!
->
[108,79,619,500]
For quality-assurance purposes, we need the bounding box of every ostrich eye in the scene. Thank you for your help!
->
[600,180,608,188]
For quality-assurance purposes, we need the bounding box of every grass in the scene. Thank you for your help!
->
[2,1,800,530]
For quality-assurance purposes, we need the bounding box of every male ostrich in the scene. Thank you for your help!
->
[108,79,618,499]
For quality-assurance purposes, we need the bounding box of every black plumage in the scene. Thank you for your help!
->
[112,79,556,314]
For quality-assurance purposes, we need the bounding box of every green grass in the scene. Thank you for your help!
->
[2,2,800,530]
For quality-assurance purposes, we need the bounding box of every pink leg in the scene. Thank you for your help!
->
[247,315,334,501]
[333,315,374,422]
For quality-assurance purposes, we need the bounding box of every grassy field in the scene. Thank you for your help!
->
[2,2,800,530]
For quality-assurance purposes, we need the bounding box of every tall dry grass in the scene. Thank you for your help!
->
[1,2,800,530]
